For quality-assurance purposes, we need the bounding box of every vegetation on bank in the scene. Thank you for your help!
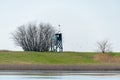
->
[0,51,120,65]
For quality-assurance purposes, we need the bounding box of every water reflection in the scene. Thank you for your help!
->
[0,72,120,80]
[24,76,61,79]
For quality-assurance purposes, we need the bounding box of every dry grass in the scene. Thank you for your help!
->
[0,50,11,52]
[94,53,120,63]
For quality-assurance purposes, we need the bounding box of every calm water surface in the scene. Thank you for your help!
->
[0,71,120,80]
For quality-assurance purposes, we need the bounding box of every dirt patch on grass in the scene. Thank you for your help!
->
[94,53,120,63]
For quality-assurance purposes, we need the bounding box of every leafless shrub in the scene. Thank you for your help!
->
[96,40,112,53]
[12,23,55,52]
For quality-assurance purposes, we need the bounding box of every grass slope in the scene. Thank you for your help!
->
[0,51,120,65]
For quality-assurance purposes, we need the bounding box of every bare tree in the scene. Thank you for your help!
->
[12,23,55,52]
[97,40,112,53]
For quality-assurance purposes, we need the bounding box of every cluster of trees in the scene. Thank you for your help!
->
[12,23,55,52]
[12,22,112,53]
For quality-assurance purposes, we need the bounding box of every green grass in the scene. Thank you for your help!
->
[0,51,119,65]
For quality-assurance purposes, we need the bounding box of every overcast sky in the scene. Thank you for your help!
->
[0,0,120,52]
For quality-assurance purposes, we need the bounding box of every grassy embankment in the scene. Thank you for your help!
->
[0,51,120,65]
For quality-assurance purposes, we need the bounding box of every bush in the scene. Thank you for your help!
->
[12,23,55,52]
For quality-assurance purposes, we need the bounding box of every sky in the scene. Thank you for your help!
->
[0,0,120,52]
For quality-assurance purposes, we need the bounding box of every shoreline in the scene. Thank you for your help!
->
[0,64,120,75]
[0,64,120,71]
[0,70,120,75]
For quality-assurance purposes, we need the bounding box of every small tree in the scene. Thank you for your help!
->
[12,23,55,52]
[97,40,112,53]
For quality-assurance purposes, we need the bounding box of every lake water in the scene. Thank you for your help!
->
[0,71,120,80]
